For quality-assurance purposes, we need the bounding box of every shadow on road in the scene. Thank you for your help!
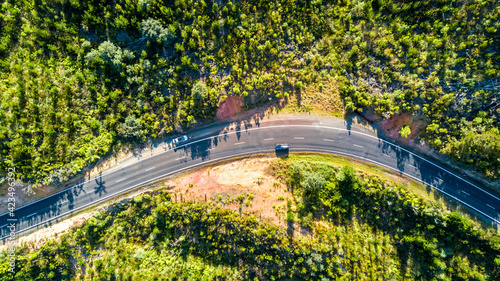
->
[94,172,107,196]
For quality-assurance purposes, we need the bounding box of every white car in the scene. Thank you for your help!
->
[172,135,188,145]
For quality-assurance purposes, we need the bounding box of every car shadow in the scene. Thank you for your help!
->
[275,150,289,158]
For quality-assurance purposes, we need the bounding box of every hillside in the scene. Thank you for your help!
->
[0,0,498,187]
[1,156,499,280]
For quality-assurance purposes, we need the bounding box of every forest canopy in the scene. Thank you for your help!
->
[0,0,498,185]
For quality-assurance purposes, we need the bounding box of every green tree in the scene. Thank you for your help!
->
[118,115,143,139]
[86,41,123,72]
[140,18,175,45]
[191,80,208,101]
[399,125,411,138]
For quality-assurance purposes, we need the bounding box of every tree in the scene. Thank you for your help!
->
[86,41,123,72]
[140,18,175,45]
[191,80,208,101]
[118,115,143,139]
[301,172,325,191]
[399,125,411,138]
[319,181,342,210]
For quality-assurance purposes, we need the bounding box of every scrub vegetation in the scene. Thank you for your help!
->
[1,157,499,280]
[0,0,499,186]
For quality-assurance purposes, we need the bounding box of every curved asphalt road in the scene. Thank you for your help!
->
[1,118,499,241]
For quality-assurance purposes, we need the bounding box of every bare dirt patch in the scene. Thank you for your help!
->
[216,96,244,120]
[163,157,292,227]
[378,112,427,146]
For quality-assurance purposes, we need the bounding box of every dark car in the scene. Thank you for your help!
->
[275,144,289,151]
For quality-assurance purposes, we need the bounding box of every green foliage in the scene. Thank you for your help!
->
[191,80,208,102]
[0,0,498,185]
[118,115,144,139]
[140,18,175,45]
[399,125,411,138]
[330,0,500,178]
[0,192,352,280]
[277,158,500,280]
[86,41,123,72]
[3,160,499,280]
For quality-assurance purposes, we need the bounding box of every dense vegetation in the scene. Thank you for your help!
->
[1,158,499,280]
[332,0,500,179]
[273,156,500,279]
[0,0,499,185]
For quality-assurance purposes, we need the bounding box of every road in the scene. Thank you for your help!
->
[1,118,499,241]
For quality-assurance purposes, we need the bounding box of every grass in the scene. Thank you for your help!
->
[279,153,496,230]
[11,152,495,246]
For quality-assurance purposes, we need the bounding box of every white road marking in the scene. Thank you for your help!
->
[206,148,215,151]
[145,167,156,172]
[294,137,304,140]
[235,142,245,145]
[407,164,417,169]
[382,154,391,158]
[487,204,495,209]
[290,147,500,224]
[5,123,500,238]
[264,138,274,141]
[115,178,127,183]
[7,123,499,220]
[26,213,37,218]
[175,156,186,160]
[353,144,364,148]
[59,200,68,204]
[5,146,500,241]
[462,191,470,196]
[323,139,335,142]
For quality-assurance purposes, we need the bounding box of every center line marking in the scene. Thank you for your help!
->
[294,137,304,140]
[382,154,391,158]
[235,142,245,145]
[353,144,364,148]
[264,138,274,141]
[145,167,156,172]
[59,200,68,204]
[175,156,186,160]
[407,164,417,168]
[462,190,470,196]
[115,178,126,183]
[26,213,37,218]
[323,139,335,142]
[487,204,495,209]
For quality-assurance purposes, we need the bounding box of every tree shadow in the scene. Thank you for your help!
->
[176,138,212,162]
[345,115,353,135]
[235,121,241,140]
[286,220,295,240]
[295,89,302,107]
[94,172,107,196]
[67,180,86,210]
[212,135,219,147]
[394,146,410,173]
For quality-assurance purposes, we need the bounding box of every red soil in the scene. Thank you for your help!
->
[216,96,244,120]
